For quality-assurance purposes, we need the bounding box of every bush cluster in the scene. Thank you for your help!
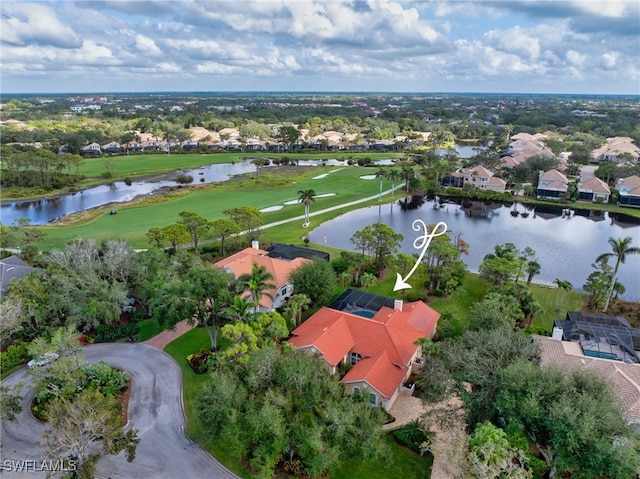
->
[93,323,139,343]
[187,349,215,374]
[0,342,31,374]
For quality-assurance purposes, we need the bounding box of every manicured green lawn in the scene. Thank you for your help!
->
[527,283,585,331]
[136,318,166,342]
[36,166,393,250]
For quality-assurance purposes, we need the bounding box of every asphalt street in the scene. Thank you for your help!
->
[1,343,237,479]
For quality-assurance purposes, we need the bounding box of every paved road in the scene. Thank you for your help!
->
[0,343,237,479]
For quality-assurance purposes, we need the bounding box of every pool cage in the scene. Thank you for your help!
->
[554,312,640,364]
[328,289,397,316]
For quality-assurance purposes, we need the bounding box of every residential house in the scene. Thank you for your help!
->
[578,177,611,203]
[537,169,569,199]
[461,166,507,192]
[214,243,310,312]
[504,132,556,167]
[1,256,39,298]
[289,290,440,411]
[181,140,199,151]
[536,335,640,422]
[101,141,121,154]
[592,137,640,164]
[125,141,141,152]
[80,142,101,156]
[616,175,640,208]
[486,176,508,192]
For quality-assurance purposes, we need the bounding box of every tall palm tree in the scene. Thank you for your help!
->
[238,263,276,317]
[596,236,640,312]
[388,169,401,198]
[553,278,573,312]
[284,293,311,328]
[375,168,387,202]
[525,260,541,287]
[224,295,253,323]
[297,189,316,226]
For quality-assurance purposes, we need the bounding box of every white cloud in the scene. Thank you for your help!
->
[135,35,162,56]
[1,3,81,48]
[0,0,637,93]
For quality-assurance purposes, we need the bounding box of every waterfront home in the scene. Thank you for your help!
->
[616,175,640,208]
[537,169,569,199]
[578,177,611,202]
[289,290,440,411]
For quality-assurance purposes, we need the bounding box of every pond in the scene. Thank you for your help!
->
[1,158,400,225]
[308,198,640,302]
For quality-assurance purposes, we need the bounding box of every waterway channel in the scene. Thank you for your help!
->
[308,198,640,302]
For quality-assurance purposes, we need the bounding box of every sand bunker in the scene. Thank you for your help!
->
[359,175,377,180]
[312,168,344,180]
[314,193,336,198]
[259,205,284,212]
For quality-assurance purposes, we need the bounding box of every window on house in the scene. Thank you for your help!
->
[281,286,287,296]
[369,393,377,406]
[350,352,362,365]
[354,387,360,395]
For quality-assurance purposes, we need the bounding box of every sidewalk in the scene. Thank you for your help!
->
[143,319,194,350]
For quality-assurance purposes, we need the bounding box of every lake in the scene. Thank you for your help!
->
[308,198,640,302]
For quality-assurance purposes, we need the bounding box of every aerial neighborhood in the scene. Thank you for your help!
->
[1,92,640,479]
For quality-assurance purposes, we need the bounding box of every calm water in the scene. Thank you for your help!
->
[309,199,640,302]
[1,158,401,225]
[1,161,264,225]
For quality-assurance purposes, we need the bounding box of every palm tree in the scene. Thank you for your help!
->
[401,167,414,195]
[553,278,573,312]
[284,293,311,328]
[388,169,401,198]
[297,189,316,226]
[339,271,353,288]
[238,263,276,317]
[360,272,376,291]
[224,295,253,323]
[375,168,387,202]
[596,236,640,312]
[525,260,541,287]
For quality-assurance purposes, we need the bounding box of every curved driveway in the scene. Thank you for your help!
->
[1,343,237,479]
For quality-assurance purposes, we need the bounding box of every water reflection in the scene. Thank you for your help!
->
[309,198,640,301]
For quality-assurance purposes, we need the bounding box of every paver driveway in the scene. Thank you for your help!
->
[1,343,237,479]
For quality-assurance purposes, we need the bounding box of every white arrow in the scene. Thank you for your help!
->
[393,220,448,291]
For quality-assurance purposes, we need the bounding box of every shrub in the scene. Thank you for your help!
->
[101,171,113,179]
[93,323,139,343]
[1,341,31,374]
[175,174,194,184]
[392,420,432,454]
[187,349,215,374]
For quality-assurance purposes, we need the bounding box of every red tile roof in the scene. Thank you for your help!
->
[214,247,309,308]
[289,301,440,399]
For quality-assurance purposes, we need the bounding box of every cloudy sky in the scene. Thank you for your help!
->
[1,1,639,94]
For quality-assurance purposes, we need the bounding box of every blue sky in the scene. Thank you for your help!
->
[1,1,638,94]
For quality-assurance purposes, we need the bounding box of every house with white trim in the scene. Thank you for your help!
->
[537,169,569,199]
[616,175,640,208]
[578,177,611,203]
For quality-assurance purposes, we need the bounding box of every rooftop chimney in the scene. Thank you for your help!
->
[394,299,403,311]
[251,240,259,250]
